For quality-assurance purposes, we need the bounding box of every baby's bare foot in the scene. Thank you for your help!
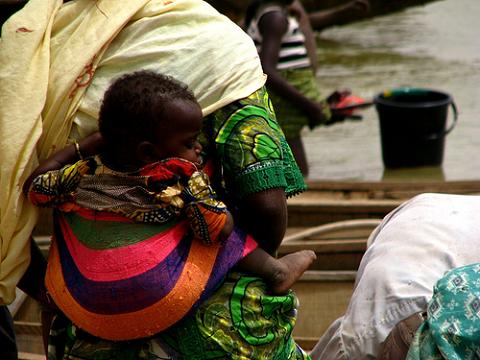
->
[270,250,316,295]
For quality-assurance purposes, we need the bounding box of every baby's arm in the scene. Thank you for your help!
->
[23,132,104,196]
[24,133,104,209]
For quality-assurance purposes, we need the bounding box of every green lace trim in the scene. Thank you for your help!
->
[234,159,306,199]
[279,136,308,198]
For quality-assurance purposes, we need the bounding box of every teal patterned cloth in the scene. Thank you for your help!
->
[407,263,480,360]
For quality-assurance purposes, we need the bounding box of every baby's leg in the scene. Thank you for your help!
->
[237,248,316,295]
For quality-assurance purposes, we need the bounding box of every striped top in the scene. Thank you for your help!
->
[247,4,311,70]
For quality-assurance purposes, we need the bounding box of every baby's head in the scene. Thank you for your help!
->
[99,70,203,170]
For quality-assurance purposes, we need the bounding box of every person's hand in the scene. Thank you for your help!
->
[328,89,371,122]
[326,90,350,124]
[305,101,328,130]
[326,89,352,105]
[327,109,347,125]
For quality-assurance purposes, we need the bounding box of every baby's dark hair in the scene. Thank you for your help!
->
[99,70,197,145]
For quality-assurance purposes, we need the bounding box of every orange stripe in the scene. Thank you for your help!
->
[46,237,221,340]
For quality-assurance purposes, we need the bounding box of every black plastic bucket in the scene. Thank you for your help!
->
[374,87,458,168]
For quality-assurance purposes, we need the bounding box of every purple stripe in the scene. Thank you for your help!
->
[196,226,247,304]
[55,216,190,314]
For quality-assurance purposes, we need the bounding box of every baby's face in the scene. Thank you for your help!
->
[152,99,203,165]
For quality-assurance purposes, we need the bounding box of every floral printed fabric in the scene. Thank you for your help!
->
[407,263,480,360]
[204,87,306,199]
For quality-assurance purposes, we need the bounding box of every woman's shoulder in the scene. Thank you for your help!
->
[251,3,289,35]
[256,3,286,21]
[246,1,285,31]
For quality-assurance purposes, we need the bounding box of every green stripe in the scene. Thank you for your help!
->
[63,213,179,250]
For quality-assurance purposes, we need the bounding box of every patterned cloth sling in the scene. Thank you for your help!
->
[29,157,257,341]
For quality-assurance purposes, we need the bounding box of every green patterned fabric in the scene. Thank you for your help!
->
[267,67,331,139]
[193,273,306,359]
[407,263,480,360]
[204,87,306,199]
[48,273,310,360]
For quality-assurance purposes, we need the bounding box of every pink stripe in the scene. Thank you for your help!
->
[242,235,258,257]
[59,216,189,282]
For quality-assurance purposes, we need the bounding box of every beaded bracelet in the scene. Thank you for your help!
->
[74,141,84,160]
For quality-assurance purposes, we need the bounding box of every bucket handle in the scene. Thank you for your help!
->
[427,101,458,140]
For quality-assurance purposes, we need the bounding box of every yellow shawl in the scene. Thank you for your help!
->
[0,0,265,304]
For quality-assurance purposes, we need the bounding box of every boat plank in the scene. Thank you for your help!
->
[305,179,480,194]
[18,352,45,360]
[284,219,381,242]
[280,239,366,253]
[292,271,355,341]
[7,289,28,318]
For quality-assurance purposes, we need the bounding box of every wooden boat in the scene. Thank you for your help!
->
[287,179,480,228]
[10,178,480,356]
[284,178,480,346]
[299,0,442,27]
[207,0,441,31]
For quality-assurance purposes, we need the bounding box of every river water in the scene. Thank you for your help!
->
[306,0,480,181]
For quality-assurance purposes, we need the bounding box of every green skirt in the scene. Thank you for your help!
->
[48,273,311,360]
[267,68,330,139]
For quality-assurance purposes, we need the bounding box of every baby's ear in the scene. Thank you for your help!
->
[136,141,160,164]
